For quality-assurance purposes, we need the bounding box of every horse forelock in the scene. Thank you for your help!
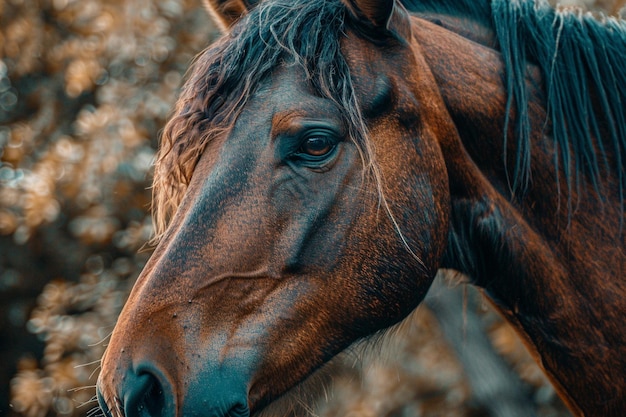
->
[151,0,382,242]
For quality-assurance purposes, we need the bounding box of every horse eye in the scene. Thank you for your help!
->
[299,136,335,157]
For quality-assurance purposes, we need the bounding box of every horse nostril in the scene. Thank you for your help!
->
[126,372,167,417]
[141,374,165,417]
[226,403,250,417]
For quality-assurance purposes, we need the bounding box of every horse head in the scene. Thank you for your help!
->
[97,0,454,415]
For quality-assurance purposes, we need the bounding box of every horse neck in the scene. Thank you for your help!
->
[411,17,626,416]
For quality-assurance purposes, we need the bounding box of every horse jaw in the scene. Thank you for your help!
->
[255,301,428,417]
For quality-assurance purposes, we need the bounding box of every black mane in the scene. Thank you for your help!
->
[406,0,626,205]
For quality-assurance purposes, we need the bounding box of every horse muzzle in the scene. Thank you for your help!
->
[96,357,253,417]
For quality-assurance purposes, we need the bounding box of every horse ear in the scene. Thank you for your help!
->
[202,0,260,33]
[342,0,412,39]
[343,0,393,27]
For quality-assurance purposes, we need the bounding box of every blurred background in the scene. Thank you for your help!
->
[1,0,624,416]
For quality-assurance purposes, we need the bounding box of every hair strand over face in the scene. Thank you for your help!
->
[150,0,386,243]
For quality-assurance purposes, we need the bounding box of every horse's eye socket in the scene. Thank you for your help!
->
[299,136,335,157]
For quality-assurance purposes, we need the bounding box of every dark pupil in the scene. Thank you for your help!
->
[303,136,332,156]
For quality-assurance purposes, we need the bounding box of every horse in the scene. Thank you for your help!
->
[96,0,626,416]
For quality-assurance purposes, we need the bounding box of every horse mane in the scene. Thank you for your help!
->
[405,0,626,206]
[152,0,379,241]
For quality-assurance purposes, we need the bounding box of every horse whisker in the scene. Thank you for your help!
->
[89,364,102,380]
[74,359,101,369]
[68,384,97,392]
[89,330,114,347]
